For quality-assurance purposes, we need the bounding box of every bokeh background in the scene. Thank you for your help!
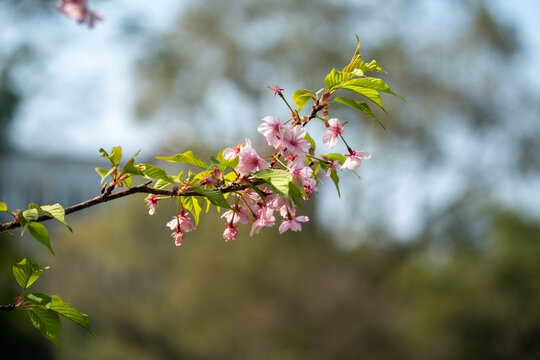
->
[1,0,540,358]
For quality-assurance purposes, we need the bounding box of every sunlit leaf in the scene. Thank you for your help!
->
[31,203,72,232]
[24,293,52,309]
[94,167,114,184]
[12,258,49,290]
[28,222,54,255]
[51,295,93,334]
[253,169,292,197]
[341,77,403,99]
[183,196,203,226]
[137,164,174,184]
[27,307,61,350]
[304,132,316,152]
[324,68,356,91]
[292,89,315,111]
[192,188,230,209]
[332,97,385,129]
[330,170,341,197]
[156,151,208,169]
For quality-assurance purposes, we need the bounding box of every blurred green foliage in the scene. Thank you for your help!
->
[2,196,533,359]
[1,0,540,358]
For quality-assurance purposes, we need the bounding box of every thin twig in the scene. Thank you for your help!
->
[0,179,264,233]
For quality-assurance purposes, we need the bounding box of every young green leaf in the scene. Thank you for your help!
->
[12,258,49,290]
[121,158,144,176]
[341,77,402,99]
[182,196,203,226]
[137,164,174,184]
[335,85,385,112]
[332,97,385,129]
[288,183,305,212]
[330,170,341,197]
[156,151,208,169]
[22,208,39,221]
[292,89,315,111]
[31,203,72,232]
[24,293,53,309]
[27,307,62,350]
[0,201,7,212]
[28,222,54,255]
[51,295,93,334]
[95,167,115,184]
[304,132,316,152]
[108,146,122,166]
[192,188,230,209]
[253,169,292,197]
[324,68,356,91]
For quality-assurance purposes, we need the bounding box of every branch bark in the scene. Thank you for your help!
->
[1,179,263,233]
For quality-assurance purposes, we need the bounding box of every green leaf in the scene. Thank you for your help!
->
[192,188,230,209]
[99,147,122,166]
[360,59,385,74]
[182,196,203,227]
[336,85,385,112]
[154,179,171,189]
[137,164,174,184]
[22,208,38,221]
[0,201,7,212]
[12,258,49,290]
[94,167,114,183]
[324,68,356,91]
[33,203,72,232]
[292,89,315,111]
[341,77,402,99]
[330,170,341,197]
[332,97,385,129]
[304,132,316,152]
[123,175,133,189]
[288,183,305,212]
[27,307,61,350]
[342,35,385,76]
[324,153,347,163]
[253,169,292,197]
[51,295,93,334]
[121,158,143,176]
[28,222,54,255]
[108,146,122,166]
[24,293,52,309]
[156,151,208,169]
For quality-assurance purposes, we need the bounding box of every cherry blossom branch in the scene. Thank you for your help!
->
[0,179,264,233]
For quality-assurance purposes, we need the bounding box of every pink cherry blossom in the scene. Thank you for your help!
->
[282,126,311,155]
[56,0,103,28]
[257,116,284,147]
[145,194,159,215]
[223,139,251,160]
[221,205,250,225]
[172,230,184,246]
[236,144,270,175]
[166,212,196,233]
[250,207,276,236]
[322,118,344,148]
[223,223,239,242]
[268,84,284,97]
[279,215,309,234]
[341,149,371,170]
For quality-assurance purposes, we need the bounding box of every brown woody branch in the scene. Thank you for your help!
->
[0,179,263,233]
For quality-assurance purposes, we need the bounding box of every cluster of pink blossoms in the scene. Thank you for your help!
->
[144,87,371,246]
[56,0,103,28]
